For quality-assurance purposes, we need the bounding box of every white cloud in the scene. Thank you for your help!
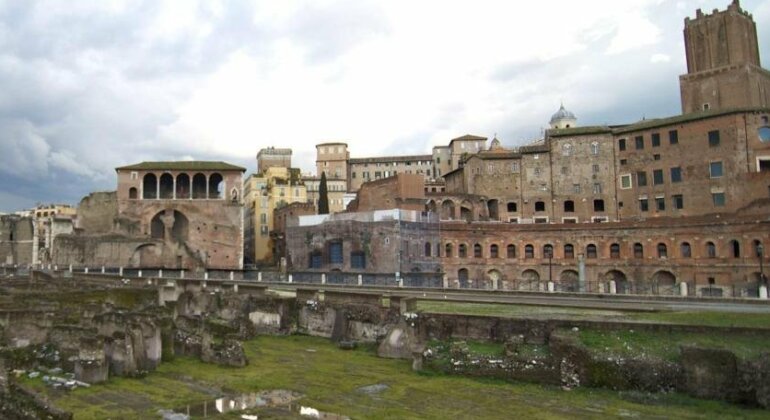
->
[1,0,769,211]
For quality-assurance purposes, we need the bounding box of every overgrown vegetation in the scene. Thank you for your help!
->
[24,335,770,419]
[568,328,770,362]
[417,301,770,329]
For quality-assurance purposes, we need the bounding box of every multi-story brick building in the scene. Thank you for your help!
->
[114,161,245,269]
[286,1,770,297]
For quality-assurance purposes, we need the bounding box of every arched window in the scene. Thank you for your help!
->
[525,244,534,259]
[490,244,499,258]
[564,200,575,213]
[176,173,191,199]
[192,173,207,199]
[143,173,157,199]
[610,243,621,258]
[445,243,453,258]
[159,173,174,199]
[755,240,764,257]
[128,187,138,199]
[208,173,223,199]
[680,242,692,258]
[706,241,717,258]
[729,240,740,258]
[657,243,668,258]
[633,243,644,259]
[543,244,554,258]
[424,242,432,257]
[459,244,467,258]
[564,244,574,259]
[586,244,597,259]
[473,243,482,258]
[507,244,516,258]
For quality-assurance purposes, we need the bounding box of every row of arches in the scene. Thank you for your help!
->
[428,198,607,222]
[428,239,764,260]
[454,267,677,293]
[133,173,224,200]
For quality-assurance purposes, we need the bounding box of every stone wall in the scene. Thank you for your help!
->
[76,192,117,234]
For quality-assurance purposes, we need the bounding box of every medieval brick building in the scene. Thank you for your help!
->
[286,1,770,297]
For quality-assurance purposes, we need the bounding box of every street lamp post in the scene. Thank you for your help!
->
[758,243,766,287]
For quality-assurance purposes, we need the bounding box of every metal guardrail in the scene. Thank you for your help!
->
[11,263,769,301]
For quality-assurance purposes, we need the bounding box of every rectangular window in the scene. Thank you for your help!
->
[653,154,661,161]
[573,184,581,193]
[620,174,632,189]
[639,198,649,212]
[673,194,684,209]
[620,159,627,166]
[708,130,720,147]
[651,133,661,147]
[655,197,665,211]
[635,136,644,150]
[618,138,626,151]
[712,192,726,207]
[561,166,569,175]
[592,164,599,173]
[351,172,356,179]
[593,183,602,194]
[260,213,267,224]
[260,226,268,236]
[637,171,647,187]
[670,167,682,183]
[653,169,664,185]
[511,162,520,173]
[709,161,723,178]
[669,130,678,144]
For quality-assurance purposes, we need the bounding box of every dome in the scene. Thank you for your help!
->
[550,104,576,124]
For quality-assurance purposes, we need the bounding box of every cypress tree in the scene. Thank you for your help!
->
[318,172,330,214]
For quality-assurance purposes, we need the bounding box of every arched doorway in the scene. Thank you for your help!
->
[559,270,579,292]
[521,269,540,291]
[486,269,501,290]
[458,268,469,288]
[176,173,191,199]
[605,270,629,294]
[651,270,676,295]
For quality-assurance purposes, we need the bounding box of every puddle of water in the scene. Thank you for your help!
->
[171,390,349,419]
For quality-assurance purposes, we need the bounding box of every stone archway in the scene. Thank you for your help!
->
[605,270,629,294]
[521,269,540,291]
[129,243,161,267]
[651,270,676,295]
[559,269,579,292]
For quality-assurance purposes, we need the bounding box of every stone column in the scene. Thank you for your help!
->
[547,281,554,292]
[759,285,768,300]
[172,176,176,200]
[156,174,160,200]
[358,274,363,286]
[680,282,688,297]
[609,280,617,294]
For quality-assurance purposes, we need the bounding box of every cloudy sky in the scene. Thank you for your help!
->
[1,0,769,212]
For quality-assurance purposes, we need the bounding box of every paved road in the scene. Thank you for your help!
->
[265,282,770,313]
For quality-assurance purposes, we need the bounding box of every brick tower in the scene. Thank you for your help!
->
[679,0,770,114]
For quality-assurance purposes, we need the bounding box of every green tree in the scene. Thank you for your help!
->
[318,171,329,214]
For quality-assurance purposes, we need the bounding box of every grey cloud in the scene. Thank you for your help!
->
[284,0,390,63]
